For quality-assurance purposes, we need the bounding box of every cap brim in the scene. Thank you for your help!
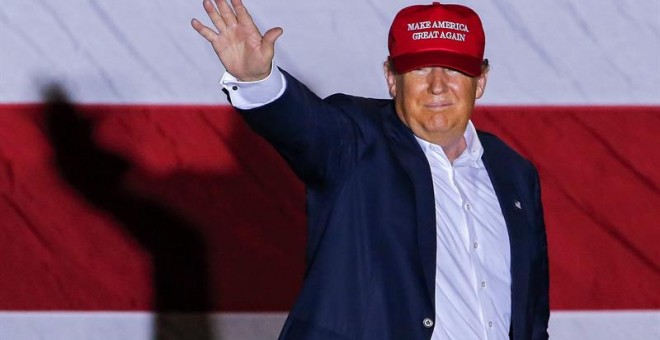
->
[391,51,483,77]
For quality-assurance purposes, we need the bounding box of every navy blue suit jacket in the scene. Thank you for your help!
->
[237,70,549,339]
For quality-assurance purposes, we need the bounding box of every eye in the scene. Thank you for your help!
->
[444,68,460,76]
[411,67,432,75]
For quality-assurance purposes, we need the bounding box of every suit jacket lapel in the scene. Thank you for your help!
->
[383,106,437,305]
[480,133,531,339]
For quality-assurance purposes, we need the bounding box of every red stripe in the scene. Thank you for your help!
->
[1,104,658,311]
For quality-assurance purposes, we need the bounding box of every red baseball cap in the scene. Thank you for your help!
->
[388,2,486,77]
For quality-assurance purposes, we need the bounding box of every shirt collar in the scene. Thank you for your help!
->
[414,120,484,168]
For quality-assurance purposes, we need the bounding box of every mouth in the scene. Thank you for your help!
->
[424,102,452,110]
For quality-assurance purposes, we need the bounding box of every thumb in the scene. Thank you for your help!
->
[262,27,283,47]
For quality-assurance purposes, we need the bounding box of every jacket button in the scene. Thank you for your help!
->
[423,318,434,328]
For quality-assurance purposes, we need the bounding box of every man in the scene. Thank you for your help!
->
[192,1,549,339]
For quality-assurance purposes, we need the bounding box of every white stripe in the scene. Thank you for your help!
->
[0,312,287,340]
[1,0,658,104]
[549,311,660,340]
[0,311,658,339]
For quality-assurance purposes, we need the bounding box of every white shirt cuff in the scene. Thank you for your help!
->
[220,65,287,110]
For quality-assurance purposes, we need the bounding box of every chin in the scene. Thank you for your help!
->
[426,115,452,131]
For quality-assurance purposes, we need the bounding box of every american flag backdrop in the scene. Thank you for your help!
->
[1,0,659,339]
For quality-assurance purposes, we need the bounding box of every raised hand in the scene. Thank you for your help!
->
[191,0,283,81]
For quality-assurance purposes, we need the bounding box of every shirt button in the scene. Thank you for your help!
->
[423,318,434,328]
[488,321,493,328]
[465,203,471,211]
[231,85,238,91]
[481,281,486,288]
[473,242,479,249]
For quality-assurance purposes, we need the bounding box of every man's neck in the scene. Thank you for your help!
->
[441,137,467,164]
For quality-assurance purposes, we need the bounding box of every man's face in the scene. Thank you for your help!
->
[385,64,488,147]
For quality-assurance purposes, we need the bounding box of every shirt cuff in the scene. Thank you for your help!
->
[220,65,287,110]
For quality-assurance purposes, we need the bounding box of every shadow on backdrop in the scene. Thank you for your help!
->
[43,85,215,340]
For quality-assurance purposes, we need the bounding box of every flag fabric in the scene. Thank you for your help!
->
[1,0,658,339]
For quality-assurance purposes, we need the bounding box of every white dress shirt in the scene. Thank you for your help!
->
[415,125,511,340]
[222,67,512,339]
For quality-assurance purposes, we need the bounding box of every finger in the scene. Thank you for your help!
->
[262,27,283,47]
[191,19,218,41]
[203,0,226,31]
[215,0,238,27]
[230,0,252,24]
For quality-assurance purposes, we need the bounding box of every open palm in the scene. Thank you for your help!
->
[192,0,282,81]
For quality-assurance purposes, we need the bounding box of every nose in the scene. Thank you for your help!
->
[428,67,448,94]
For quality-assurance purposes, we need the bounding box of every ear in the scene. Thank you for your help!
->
[383,61,397,98]
[475,67,489,99]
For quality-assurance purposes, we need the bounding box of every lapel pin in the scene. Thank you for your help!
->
[514,200,522,210]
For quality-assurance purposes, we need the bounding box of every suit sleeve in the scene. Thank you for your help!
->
[236,69,365,187]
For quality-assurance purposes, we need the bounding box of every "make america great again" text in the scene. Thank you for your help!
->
[407,20,469,42]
